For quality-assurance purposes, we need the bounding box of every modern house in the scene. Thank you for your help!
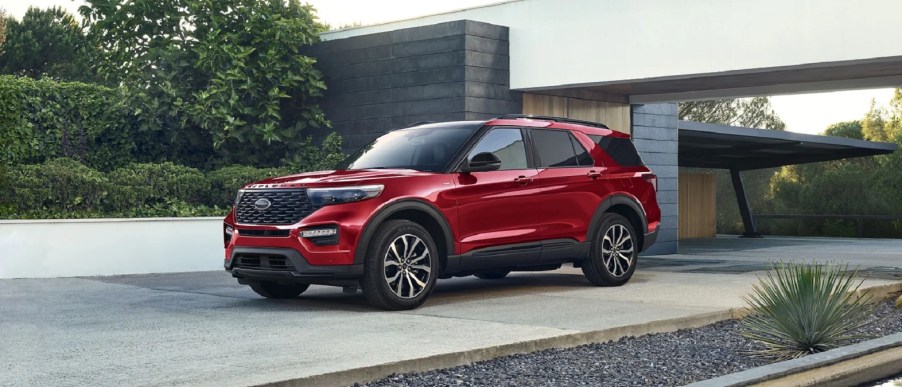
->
[306,0,901,254]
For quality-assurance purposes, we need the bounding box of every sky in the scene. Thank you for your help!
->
[5,0,899,135]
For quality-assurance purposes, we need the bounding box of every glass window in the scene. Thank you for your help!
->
[467,128,528,170]
[570,136,594,166]
[338,124,480,172]
[588,135,644,167]
[531,129,579,167]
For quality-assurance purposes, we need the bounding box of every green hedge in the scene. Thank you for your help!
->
[0,75,137,170]
[0,158,295,219]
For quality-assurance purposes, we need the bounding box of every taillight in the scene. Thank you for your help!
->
[644,174,658,191]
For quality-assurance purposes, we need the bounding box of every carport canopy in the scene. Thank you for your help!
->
[675,120,898,237]
[678,120,897,170]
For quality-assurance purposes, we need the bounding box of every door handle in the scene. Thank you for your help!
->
[587,170,601,179]
[514,176,533,185]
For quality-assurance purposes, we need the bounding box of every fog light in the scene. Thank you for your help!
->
[300,228,337,238]
[225,226,234,235]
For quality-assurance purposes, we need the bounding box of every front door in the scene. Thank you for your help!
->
[450,127,542,266]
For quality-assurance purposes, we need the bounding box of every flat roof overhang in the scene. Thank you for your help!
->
[678,120,898,171]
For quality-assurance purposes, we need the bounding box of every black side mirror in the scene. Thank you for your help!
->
[461,152,502,173]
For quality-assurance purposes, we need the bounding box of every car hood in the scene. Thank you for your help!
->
[245,169,433,189]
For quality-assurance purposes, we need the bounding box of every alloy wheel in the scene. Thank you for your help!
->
[601,224,634,277]
[383,234,432,299]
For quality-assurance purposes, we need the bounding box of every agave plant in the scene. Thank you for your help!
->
[740,262,874,361]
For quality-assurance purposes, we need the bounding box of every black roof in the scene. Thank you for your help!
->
[678,121,897,171]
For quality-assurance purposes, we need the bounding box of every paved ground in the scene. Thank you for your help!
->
[1,236,900,386]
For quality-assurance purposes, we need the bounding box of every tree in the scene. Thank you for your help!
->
[0,8,7,49]
[768,88,902,237]
[679,97,786,130]
[823,121,863,139]
[79,0,330,168]
[0,6,94,81]
[678,96,786,234]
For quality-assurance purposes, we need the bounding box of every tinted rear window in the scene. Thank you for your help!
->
[588,135,644,166]
[531,129,580,167]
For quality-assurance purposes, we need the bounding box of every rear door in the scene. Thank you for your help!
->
[529,128,605,248]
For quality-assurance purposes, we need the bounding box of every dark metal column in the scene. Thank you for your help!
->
[730,169,762,238]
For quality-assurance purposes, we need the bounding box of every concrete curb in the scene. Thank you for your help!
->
[259,282,901,387]
[686,333,902,387]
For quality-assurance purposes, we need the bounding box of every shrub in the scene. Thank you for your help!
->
[107,163,210,210]
[741,262,873,360]
[0,158,110,218]
[0,75,136,170]
[0,158,308,219]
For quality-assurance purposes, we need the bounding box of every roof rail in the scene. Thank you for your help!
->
[494,114,610,129]
[405,121,436,128]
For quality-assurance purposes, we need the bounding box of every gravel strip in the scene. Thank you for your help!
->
[361,300,902,387]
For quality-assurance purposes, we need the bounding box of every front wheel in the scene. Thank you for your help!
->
[249,282,309,299]
[582,213,638,286]
[361,220,439,310]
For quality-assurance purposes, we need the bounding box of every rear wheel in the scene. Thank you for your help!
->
[249,282,309,299]
[474,271,510,280]
[582,213,638,286]
[361,220,438,310]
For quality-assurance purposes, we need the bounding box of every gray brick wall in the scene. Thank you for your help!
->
[308,20,520,152]
[632,103,679,255]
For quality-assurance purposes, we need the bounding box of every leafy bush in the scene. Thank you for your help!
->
[741,262,873,360]
[0,158,321,219]
[80,0,330,167]
[285,132,346,172]
[0,76,136,170]
[0,158,110,218]
[107,163,210,210]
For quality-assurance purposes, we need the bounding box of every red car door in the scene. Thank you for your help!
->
[450,127,543,261]
[528,128,606,247]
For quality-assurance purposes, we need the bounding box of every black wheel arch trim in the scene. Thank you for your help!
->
[353,199,456,265]
[586,194,649,250]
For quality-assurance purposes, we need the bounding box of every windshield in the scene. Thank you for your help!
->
[338,124,480,172]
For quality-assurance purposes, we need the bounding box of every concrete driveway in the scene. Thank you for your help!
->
[2,236,900,386]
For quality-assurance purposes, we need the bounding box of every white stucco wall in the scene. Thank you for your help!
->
[0,218,224,279]
[322,0,902,92]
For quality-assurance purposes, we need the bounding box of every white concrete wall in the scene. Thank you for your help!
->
[0,218,224,279]
[322,0,902,92]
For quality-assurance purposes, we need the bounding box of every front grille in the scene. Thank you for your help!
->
[236,189,316,225]
[234,253,296,271]
[237,229,291,237]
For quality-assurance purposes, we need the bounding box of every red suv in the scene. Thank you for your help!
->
[223,115,660,310]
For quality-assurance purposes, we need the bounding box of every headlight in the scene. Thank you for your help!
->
[308,185,384,206]
[234,190,244,207]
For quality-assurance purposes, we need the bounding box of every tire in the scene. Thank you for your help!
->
[360,220,439,310]
[249,281,309,299]
[582,213,638,286]
[474,271,510,280]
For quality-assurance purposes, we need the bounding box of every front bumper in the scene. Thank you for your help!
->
[226,247,363,285]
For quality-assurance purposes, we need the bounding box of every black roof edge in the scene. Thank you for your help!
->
[494,114,610,129]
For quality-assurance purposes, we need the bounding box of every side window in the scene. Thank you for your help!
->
[531,129,579,167]
[588,135,644,166]
[570,135,594,166]
[467,128,528,170]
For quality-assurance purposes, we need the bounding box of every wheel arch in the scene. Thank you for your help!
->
[587,194,648,252]
[354,199,455,269]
